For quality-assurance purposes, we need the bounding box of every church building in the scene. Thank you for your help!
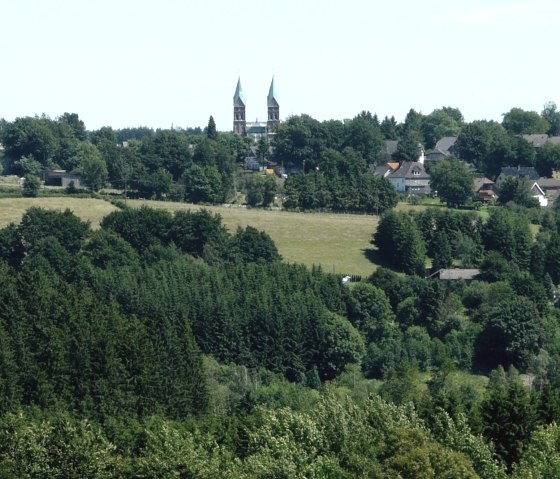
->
[233,77,279,141]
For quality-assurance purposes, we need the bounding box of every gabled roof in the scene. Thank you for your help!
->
[267,77,278,107]
[389,161,430,179]
[234,77,245,107]
[530,182,546,197]
[434,269,481,281]
[373,165,391,177]
[426,148,449,158]
[537,178,560,190]
[473,177,495,192]
[434,136,458,153]
[522,134,549,147]
[522,134,560,147]
[373,162,400,177]
[499,166,540,181]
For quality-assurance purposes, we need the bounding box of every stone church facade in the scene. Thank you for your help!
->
[233,77,279,141]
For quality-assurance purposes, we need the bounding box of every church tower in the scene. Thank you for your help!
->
[267,77,279,137]
[233,77,246,135]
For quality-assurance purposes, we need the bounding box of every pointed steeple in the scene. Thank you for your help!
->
[233,77,246,135]
[267,76,278,107]
[234,77,245,107]
[267,76,279,137]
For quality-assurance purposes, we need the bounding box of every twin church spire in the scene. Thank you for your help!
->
[233,77,279,139]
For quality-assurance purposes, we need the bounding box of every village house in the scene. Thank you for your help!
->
[495,166,540,189]
[473,177,498,203]
[425,136,458,162]
[386,161,431,195]
[529,182,547,207]
[372,162,399,178]
[537,178,560,206]
[522,134,560,148]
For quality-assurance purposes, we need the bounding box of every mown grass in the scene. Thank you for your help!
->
[0,196,379,276]
[0,197,118,229]
[0,196,495,277]
[128,200,379,277]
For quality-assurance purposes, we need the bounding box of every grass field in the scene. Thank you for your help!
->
[128,200,379,277]
[0,197,380,277]
[0,197,118,229]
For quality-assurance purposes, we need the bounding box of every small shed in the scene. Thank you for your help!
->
[431,268,481,281]
[41,169,83,188]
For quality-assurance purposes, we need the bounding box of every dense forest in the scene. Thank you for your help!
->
[0,201,558,476]
[1,104,560,476]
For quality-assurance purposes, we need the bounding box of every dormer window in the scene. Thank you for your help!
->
[412,168,420,176]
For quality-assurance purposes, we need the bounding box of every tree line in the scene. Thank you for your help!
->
[3,102,560,213]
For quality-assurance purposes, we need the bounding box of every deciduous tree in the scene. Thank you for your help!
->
[429,157,474,207]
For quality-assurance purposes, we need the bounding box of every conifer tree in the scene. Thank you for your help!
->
[206,115,218,140]
[482,366,536,469]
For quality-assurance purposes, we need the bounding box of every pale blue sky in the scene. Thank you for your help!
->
[1,0,558,131]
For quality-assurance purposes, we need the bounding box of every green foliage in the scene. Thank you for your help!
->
[476,296,542,370]
[21,174,40,197]
[455,121,511,178]
[429,157,474,208]
[430,410,506,479]
[183,163,224,204]
[380,115,398,140]
[432,230,453,270]
[136,166,173,199]
[206,115,218,140]
[74,142,108,191]
[343,114,386,166]
[245,174,277,207]
[513,422,560,478]
[14,155,42,176]
[481,207,532,270]
[380,361,425,405]
[101,205,173,252]
[482,366,537,469]
[229,225,282,263]
[82,229,140,268]
[284,147,397,213]
[498,176,540,208]
[1,115,59,169]
[348,283,396,343]
[502,107,550,135]
[394,128,422,162]
[536,140,560,177]
[0,411,115,478]
[168,209,229,257]
[379,427,480,478]
[421,107,464,149]
[318,312,365,380]
[542,101,560,136]
[374,210,426,275]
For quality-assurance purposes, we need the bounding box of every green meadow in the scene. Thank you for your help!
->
[129,200,379,277]
[0,197,380,277]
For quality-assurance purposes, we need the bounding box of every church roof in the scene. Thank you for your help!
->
[234,77,245,107]
[267,77,278,107]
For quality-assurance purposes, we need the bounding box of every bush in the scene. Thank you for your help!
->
[22,174,41,197]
